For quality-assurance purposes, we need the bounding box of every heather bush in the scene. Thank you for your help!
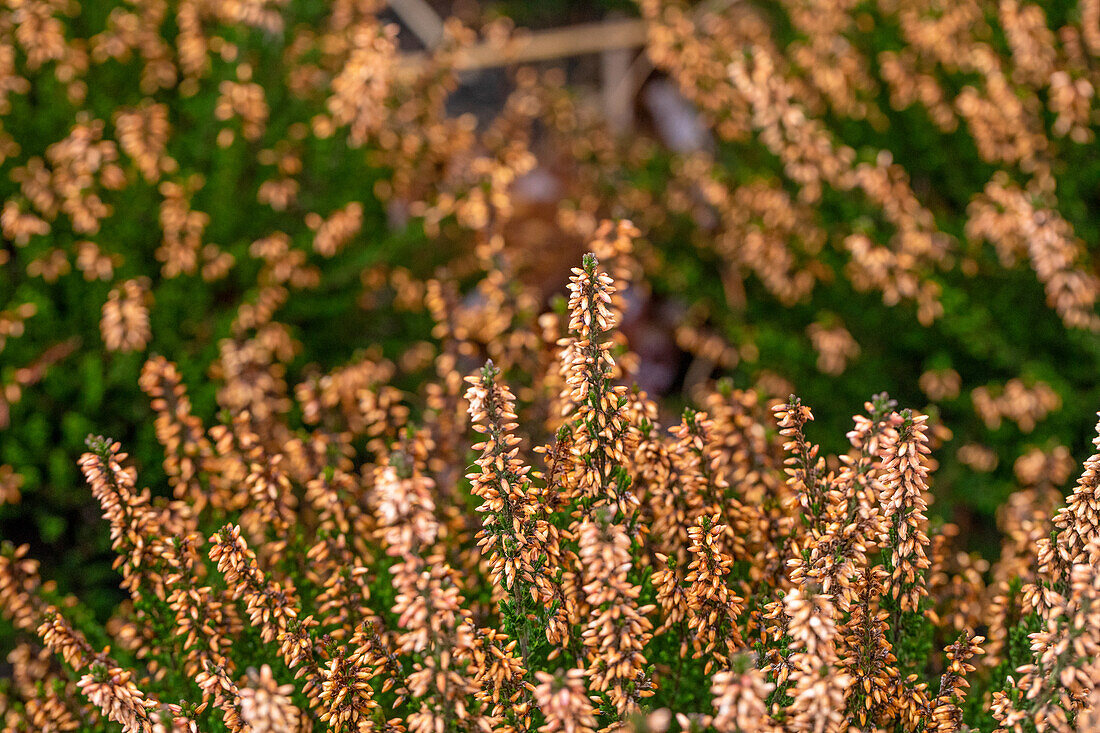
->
[2,243,1099,731]
[5,1,1100,606]
[0,0,462,607]
[4,0,1100,727]
[621,0,1100,525]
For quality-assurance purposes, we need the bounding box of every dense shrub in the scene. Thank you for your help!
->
[0,0,461,608]
[3,0,1100,726]
[620,0,1100,526]
[4,0,1100,605]
[2,245,1099,731]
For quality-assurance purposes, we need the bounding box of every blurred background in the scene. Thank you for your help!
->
[2,0,1099,621]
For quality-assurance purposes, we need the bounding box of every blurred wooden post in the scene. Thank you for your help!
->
[388,0,445,49]
[397,18,649,75]
[395,3,739,77]
[602,35,636,134]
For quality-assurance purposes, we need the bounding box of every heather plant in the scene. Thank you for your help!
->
[0,0,416,603]
[0,0,536,606]
[3,240,1100,731]
[5,0,1100,716]
[622,0,1100,522]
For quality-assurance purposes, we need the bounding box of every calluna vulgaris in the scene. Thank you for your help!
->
[2,225,1099,732]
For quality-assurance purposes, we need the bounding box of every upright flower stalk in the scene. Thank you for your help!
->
[466,360,561,664]
[878,410,933,614]
[561,252,635,519]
